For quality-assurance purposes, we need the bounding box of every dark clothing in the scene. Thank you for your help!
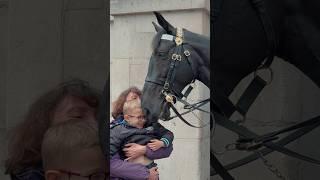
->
[110,120,154,157]
[110,117,174,180]
[10,165,44,180]
[110,118,174,158]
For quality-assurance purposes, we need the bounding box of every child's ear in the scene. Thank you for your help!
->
[45,170,62,180]
[124,114,128,120]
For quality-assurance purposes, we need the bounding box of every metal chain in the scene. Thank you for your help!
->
[256,151,287,180]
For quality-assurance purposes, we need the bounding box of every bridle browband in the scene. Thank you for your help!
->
[145,27,210,128]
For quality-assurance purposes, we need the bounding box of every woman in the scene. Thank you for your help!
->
[110,86,173,180]
[112,86,142,120]
[5,79,101,180]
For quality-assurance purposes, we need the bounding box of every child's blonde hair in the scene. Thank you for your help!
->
[41,119,100,170]
[122,99,142,115]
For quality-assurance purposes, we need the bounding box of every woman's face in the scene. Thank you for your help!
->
[52,96,96,125]
[126,92,140,101]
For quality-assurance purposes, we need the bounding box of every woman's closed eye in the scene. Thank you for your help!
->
[68,107,88,119]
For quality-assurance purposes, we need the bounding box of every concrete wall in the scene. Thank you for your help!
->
[212,57,320,180]
[110,0,210,179]
[1,0,107,179]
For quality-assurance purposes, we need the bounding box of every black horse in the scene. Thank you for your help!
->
[141,12,210,125]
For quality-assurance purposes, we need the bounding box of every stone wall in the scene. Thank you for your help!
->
[110,0,210,179]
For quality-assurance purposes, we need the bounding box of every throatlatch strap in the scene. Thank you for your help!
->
[235,75,267,116]
[212,93,237,118]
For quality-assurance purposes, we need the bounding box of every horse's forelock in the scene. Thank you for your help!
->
[151,30,166,51]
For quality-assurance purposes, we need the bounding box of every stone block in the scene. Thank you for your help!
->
[129,63,148,89]
[110,58,130,104]
[199,136,211,180]
[134,13,158,33]
[130,32,154,59]
[110,15,136,59]
[155,138,204,180]
[152,10,206,34]
[110,0,195,15]
[65,0,104,10]
[159,109,210,139]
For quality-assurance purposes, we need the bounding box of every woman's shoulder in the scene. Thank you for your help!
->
[110,116,125,128]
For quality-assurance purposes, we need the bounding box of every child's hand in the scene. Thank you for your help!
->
[147,139,164,151]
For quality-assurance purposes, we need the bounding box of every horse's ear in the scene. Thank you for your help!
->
[153,11,175,35]
[152,21,163,32]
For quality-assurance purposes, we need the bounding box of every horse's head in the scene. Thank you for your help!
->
[142,12,210,126]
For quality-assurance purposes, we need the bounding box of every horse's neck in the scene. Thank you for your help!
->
[194,45,210,88]
[197,65,210,88]
[185,30,210,88]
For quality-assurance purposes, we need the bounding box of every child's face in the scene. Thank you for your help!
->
[45,147,107,180]
[125,108,146,128]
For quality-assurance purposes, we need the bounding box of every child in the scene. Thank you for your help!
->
[41,119,107,180]
[110,99,174,179]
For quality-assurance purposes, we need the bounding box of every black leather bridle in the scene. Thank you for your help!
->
[145,27,210,128]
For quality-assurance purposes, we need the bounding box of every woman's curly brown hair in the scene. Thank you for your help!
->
[5,79,101,174]
[112,86,142,119]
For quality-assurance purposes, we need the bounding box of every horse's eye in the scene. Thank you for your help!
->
[158,52,166,57]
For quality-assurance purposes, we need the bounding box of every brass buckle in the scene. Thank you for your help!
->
[165,94,175,104]
[161,90,176,104]
[164,82,169,90]
[175,37,183,46]
[184,50,190,56]
[171,54,182,61]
